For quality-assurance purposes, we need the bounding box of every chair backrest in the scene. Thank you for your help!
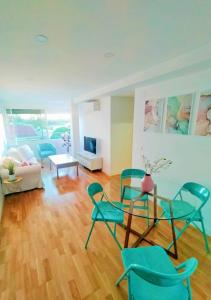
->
[37,143,55,151]
[131,257,198,287]
[120,169,145,196]
[121,168,145,180]
[175,182,210,214]
[87,182,104,205]
[182,182,210,204]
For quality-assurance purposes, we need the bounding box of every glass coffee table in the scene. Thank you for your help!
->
[104,178,194,259]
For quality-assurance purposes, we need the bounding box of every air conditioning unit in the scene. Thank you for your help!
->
[85,99,100,111]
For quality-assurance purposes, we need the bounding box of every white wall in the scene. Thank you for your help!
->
[132,68,211,235]
[79,97,111,175]
[71,103,80,157]
[111,96,134,175]
[0,98,71,113]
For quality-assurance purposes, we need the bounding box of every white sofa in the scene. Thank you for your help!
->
[0,145,44,195]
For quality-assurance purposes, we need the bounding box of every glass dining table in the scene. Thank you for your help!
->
[104,177,195,259]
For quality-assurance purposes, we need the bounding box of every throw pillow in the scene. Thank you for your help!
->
[17,145,34,161]
[20,161,30,167]
[27,157,38,165]
[7,147,24,162]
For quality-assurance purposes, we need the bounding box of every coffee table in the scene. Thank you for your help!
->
[49,154,79,178]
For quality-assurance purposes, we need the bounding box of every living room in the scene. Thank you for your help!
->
[0,1,211,300]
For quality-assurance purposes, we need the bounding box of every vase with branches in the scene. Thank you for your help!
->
[141,148,172,192]
[62,131,71,153]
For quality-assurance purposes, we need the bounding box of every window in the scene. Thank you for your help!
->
[6,109,47,141]
[47,113,71,139]
[6,109,71,142]
[0,113,6,155]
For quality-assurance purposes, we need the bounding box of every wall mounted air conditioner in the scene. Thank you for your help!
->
[85,99,100,111]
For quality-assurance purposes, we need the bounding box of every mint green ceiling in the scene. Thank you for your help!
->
[1,0,211,102]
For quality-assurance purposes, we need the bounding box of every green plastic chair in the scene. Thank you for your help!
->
[160,182,210,253]
[116,246,198,300]
[120,169,149,224]
[85,182,124,250]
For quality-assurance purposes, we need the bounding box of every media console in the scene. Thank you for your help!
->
[77,151,103,171]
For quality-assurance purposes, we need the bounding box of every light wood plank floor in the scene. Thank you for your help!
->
[0,166,211,300]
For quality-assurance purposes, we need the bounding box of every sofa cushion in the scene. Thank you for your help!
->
[7,148,24,162]
[17,145,34,160]
[27,157,38,165]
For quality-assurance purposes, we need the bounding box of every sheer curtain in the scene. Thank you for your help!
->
[0,113,6,156]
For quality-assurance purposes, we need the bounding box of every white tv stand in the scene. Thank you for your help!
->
[77,151,103,171]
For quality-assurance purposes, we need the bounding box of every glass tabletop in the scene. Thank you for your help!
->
[103,176,195,220]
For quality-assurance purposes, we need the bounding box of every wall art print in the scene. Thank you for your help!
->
[195,91,211,136]
[165,94,193,135]
[144,98,165,133]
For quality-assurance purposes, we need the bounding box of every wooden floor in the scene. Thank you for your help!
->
[0,166,211,300]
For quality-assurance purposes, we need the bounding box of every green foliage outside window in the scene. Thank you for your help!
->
[50,127,70,139]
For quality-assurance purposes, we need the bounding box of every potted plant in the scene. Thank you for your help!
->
[3,159,16,181]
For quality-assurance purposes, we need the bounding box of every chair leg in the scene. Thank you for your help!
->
[155,210,165,226]
[200,218,210,253]
[114,223,117,237]
[146,200,150,227]
[192,221,201,232]
[186,278,192,300]
[121,186,126,202]
[167,222,190,250]
[85,220,96,249]
[116,269,128,286]
[104,221,122,250]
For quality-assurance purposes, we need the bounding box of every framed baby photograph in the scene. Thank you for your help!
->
[165,93,193,135]
[195,91,211,136]
[144,98,165,133]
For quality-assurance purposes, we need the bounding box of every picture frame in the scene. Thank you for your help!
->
[165,93,193,135]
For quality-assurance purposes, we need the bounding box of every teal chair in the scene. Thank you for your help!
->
[116,246,198,300]
[120,169,149,223]
[37,143,56,164]
[85,182,124,250]
[160,182,210,253]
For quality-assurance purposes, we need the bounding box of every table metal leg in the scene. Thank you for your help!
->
[124,201,134,248]
[169,204,178,259]
[153,184,157,224]
[77,164,79,176]
[57,167,59,179]
[114,184,180,258]
[130,185,178,259]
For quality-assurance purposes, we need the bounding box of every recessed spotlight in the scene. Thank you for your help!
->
[34,34,48,44]
[104,52,115,58]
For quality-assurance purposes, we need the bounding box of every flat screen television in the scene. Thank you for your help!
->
[84,136,96,154]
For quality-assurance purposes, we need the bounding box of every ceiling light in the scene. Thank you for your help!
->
[34,34,48,44]
[104,52,115,58]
